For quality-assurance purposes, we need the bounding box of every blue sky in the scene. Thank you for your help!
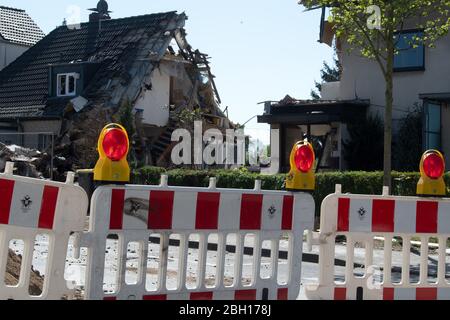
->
[2,0,334,142]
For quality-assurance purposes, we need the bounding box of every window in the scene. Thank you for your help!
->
[38,134,50,151]
[423,101,441,150]
[57,73,78,97]
[394,31,425,71]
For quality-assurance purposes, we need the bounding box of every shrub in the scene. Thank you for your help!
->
[132,166,166,185]
[132,167,448,218]
[116,99,136,139]
[343,113,384,171]
[393,105,423,171]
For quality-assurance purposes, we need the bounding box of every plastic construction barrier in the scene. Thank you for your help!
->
[81,177,315,300]
[0,163,88,300]
[306,185,450,300]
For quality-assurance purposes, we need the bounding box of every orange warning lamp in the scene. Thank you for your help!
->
[285,140,316,192]
[417,150,446,197]
[94,123,130,183]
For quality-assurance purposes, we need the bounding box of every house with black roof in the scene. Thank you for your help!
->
[0,1,233,169]
[0,5,44,71]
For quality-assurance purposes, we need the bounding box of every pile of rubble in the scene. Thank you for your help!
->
[0,142,72,181]
[1,143,70,297]
[5,249,44,296]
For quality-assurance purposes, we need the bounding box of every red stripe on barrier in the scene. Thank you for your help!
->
[277,288,288,300]
[282,195,294,230]
[110,189,125,230]
[148,191,175,230]
[383,288,394,300]
[235,289,257,300]
[240,194,263,230]
[0,179,14,225]
[372,199,395,232]
[196,192,220,230]
[104,297,117,301]
[416,201,438,233]
[337,198,350,232]
[334,288,346,300]
[143,295,167,301]
[190,292,213,300]
[416,288,437,300]
[38,186,59,229]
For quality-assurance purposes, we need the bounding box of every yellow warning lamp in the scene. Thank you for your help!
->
[417,150,446,197]
[285,140,316,192]
[94,123,130,183]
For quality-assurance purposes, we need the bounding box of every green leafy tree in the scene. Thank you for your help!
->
[177,108,203,130]
[301,0,450,188]
[311,58,342,100]
[343,113,384,171]
[115,99,137,167]
[117,99,135,138]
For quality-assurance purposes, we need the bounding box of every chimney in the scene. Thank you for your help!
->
[88,0,111,23]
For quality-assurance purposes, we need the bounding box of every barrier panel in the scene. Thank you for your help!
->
[81,177,315,300]
[0,164,88,300]
[306,185,450,300]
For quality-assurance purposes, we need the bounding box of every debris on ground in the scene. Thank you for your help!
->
[0,143,42,178]
[5,249,44,296]
[0,142,72,181]
[1,143,74,297]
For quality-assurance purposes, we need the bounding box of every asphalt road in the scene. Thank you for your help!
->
[20,235,446,300]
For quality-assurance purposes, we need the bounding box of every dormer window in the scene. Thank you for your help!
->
[57,73,78,97]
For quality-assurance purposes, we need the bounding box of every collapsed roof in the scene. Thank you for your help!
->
[0,11,189,119]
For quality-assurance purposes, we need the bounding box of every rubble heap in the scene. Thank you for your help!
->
[1,145,59,296]
[5,249,44,296]
[0,142,72,181]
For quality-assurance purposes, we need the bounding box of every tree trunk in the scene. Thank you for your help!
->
[383,11,395,191]
[384,66,393,190]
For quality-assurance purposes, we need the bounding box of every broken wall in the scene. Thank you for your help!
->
[134,59,195,128]
[134,64,171,127]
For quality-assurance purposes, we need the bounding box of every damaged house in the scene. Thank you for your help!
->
[0,0,234,172]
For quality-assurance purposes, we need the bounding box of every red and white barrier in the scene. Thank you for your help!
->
[0,163,88,300]
[81,177,315,300]
[306,185,450,300]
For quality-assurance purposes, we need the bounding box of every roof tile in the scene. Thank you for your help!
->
[0,6,44,46]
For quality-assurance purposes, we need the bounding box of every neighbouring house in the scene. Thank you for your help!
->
[0,0,234,169]
[259,4,450,173]
[0,6,44,71]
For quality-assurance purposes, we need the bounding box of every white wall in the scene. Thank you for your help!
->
[134,59,195,128]
[339,34,450,124]
[337,34,450,167]
[321,82,341,100]
[0,40,29,71]
[134,64,171,127]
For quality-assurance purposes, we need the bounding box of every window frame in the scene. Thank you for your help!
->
[423,99,442,151]
[393,29,426,73]
[56,73,78,97]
